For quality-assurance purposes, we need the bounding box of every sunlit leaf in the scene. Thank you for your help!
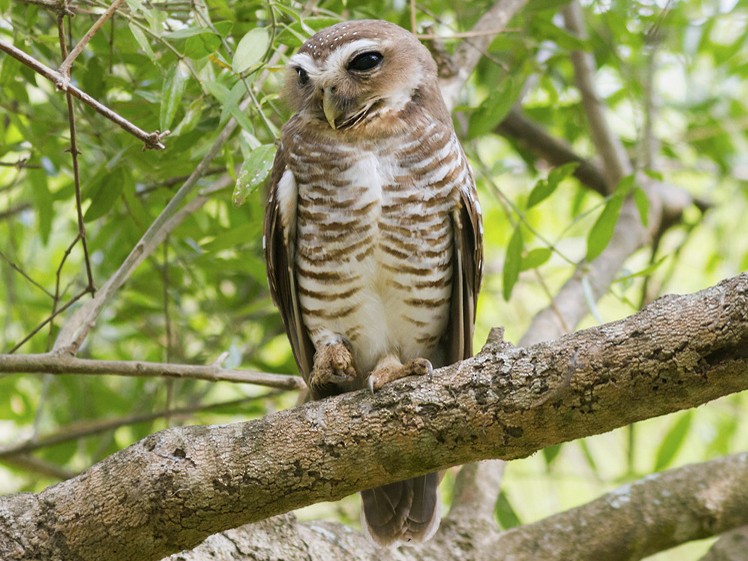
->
[233,144,276,206]
[633,187,649,227]
[495,490,522,530]
[232,27,270,74]
[160,61,190,132]
[520,247,552,271]
[527,162,578,208]
[503,226,523,301]
[128,23,157,62]
[655,412,694,471]
[586,194,624,262]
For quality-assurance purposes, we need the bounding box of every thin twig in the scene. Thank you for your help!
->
[0,249,54,299]
[0,39,167,150]
[418,28,518,40]
[57,13,96,295]
[7,291,89,353]
[58,0,126,79]
[438,0,529,111]
[0,392,286,460]
[0,352,306,389]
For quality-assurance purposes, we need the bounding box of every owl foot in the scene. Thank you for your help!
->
[368,358,433,393]
[310,341,358,399]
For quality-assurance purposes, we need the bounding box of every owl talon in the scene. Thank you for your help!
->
[368,358,433,392]
[310,342,358,398]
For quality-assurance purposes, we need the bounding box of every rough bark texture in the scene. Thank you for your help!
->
[161,453,748,561]
[0,274,746,561]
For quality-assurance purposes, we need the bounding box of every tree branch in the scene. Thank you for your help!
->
[438,0,528,111]
[159,452,748,561]
[562,0,632,186]
[0,39,167,150]
[700,526,748,561]
[58,0,127,79]
[0,353,304,390]
[497,108,611,196]
[1,274,746,561]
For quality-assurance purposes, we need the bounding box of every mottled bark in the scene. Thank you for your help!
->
[0,274,746,561]
[162,453,748,561]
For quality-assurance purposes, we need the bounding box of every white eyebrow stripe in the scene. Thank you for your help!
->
[289,53,318,71]
[325,39,381,71]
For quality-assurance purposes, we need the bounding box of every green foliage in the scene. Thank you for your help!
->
[0,2,747,559]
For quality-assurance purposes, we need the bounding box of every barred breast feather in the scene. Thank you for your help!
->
[265,109,481,382]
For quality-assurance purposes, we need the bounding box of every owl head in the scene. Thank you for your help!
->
[283,20,443,131]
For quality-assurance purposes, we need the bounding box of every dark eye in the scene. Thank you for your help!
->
[347,51,383,72]
[295,67,309,86]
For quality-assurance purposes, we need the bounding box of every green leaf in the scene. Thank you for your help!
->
[159,61,189,132]
[128,23,157,63]
[633,187,649,227]
[577,439,598,472]
[84,168,126,222]
[527,163,578,209]
[542,443,562,467]
[586,194,624,261]
[468,76,525,138]
[503,226,523,301]
[233,144,276,206]
[232,27,270,74]
[495,490,522,530]
[28,169,52,244]
[520,247,552,271]
[184,31,221,59]
[654,412,693,471]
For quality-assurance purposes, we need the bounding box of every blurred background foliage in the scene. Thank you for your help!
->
[0,0,746,559]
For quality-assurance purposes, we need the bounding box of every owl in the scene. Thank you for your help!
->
[263,19,482,545]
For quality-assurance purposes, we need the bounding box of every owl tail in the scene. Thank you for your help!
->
[360,473,441,546]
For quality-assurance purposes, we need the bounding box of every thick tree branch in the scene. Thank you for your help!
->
[160,452,748,561]
[701,527,748,561]
[497,108,611,196]
[1,274,746,561]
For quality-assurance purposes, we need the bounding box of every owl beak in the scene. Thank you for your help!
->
[322,88,341,129]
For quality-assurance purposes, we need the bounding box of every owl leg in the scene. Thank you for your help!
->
[309,338,358,399]
[368,355,433,392]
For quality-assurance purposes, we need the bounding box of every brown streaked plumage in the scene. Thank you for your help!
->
[263,19,482,546]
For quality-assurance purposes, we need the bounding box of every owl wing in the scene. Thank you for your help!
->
[448,150,483,363]
[263,136,315,380]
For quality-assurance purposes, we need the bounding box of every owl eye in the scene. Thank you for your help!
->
[347,51,384,72]
[295,67,309,86]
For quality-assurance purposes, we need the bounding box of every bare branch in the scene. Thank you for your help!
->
[0,353,305,390]
[161,453,748,561]
[497,108,611,196]
[57,14,96,296]
[1,273,746,561]
[58,0,127,79]
[0,393,284,462]
[447,460,505,524]
[438,0,528,110]
[700,527,748,561]
[0,39,167,150]
[495,453,748,561]
[562,0,632,185]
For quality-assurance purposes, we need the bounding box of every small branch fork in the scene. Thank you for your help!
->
[0,6,167,151]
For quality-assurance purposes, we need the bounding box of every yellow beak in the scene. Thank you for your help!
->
[322,88,340,129]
